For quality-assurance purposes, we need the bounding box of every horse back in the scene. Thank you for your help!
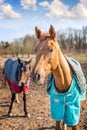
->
[4,58,19,83]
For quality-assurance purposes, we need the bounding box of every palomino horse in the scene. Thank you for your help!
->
[32,25,86,130]
[3,57,32,117]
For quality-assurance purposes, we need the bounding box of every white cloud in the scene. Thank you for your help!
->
[39,0,71,18]
[71,3,87,18]
[21,0,36,10]
[0,0,4,4]
[39,0,87,19]
[39,1,49,7]
[0,4,21,19]
[0,1,21,19]
[81,0,87,6]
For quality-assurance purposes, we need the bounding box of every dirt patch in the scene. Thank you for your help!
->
[0,61,87,130]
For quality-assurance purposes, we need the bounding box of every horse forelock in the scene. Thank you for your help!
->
[39,33,50,42]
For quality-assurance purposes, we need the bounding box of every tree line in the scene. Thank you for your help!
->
[57,26,87,53]
[0,35,37,57]
[0,26,87,56]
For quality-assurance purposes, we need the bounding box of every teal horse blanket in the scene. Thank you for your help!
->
[47,57,86,126]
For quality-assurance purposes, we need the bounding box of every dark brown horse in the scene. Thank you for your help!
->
[3,57,32,117]
[32,25,86,130]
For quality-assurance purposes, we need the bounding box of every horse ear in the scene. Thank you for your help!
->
[35,26,42,39]
[28,58,32,64]
[49,25,56,39]
[18,58,21,64]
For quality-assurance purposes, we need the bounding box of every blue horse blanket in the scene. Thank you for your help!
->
[4,57,19,84]
[47,57,86,126]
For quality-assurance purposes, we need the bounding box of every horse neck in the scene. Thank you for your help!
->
[53,48,72,92]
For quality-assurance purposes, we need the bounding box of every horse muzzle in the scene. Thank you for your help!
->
[31,68,45,85]
[18,82,24,87]
[31,72,40,82]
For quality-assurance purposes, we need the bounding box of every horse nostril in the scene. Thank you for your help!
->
[18,82,24,87]
[31,70,40,82]
[35,73,40,81]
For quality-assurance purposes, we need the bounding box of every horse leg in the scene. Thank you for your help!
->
[62,121,67,130]
[15,94,20,103]
[10,90,19,103]
[55,121,62,130]
[8,93,15,116]
[72,125,80,130]
[23,93,30,118]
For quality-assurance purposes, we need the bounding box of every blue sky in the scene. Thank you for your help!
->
[0,0,87,42]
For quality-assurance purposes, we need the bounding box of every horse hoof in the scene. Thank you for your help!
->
[25,113,30,118]
[8,112,12,117]
[15,100,20,104]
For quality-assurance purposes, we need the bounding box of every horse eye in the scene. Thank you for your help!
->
[49,48,53,52]
[21,67,24,71]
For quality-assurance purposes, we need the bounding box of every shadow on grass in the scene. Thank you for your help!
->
[38,126,55,130]
[0,114,29,119]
